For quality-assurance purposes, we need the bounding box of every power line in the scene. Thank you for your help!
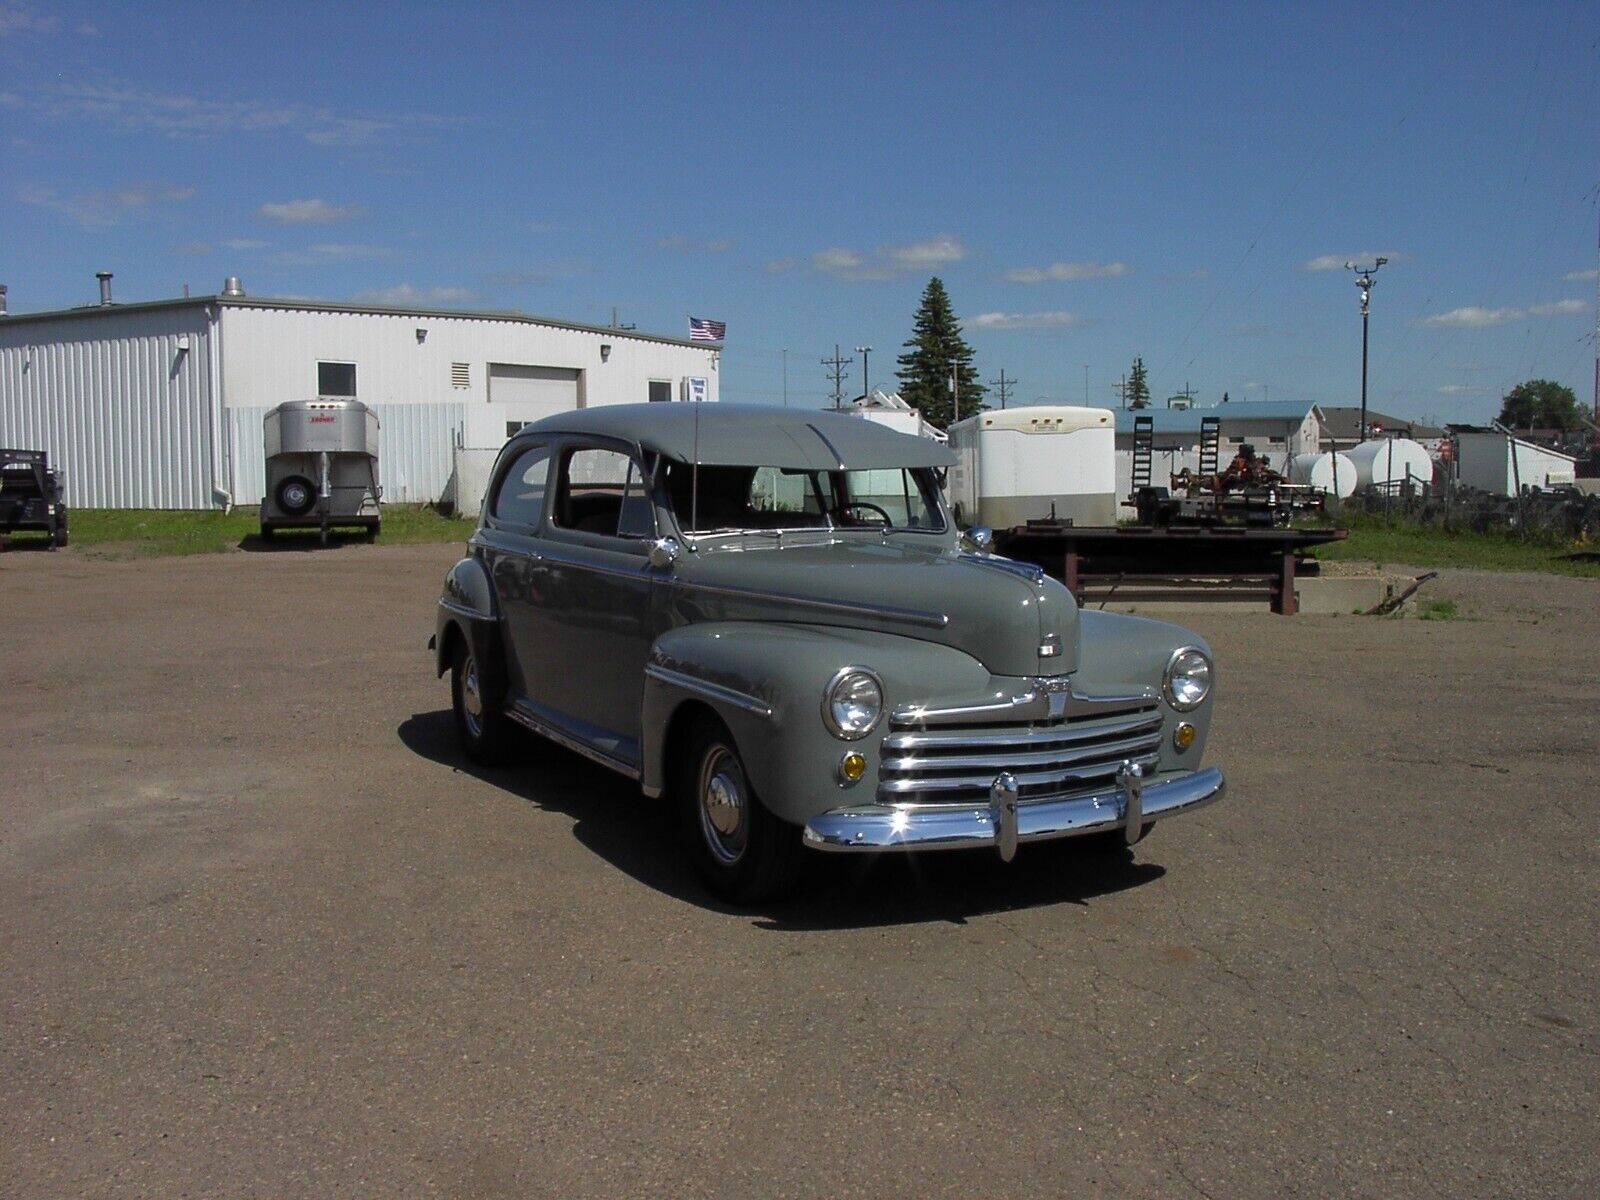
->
[821,344,852,410]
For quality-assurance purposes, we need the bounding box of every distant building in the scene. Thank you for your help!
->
[0,276,720,509]
[1318,407,1444,452]
[1452,426,1577,493]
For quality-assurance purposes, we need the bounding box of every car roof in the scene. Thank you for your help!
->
[517,403,955,470]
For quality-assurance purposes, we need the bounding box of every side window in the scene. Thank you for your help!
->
[553,447,654,539]
[749,466,823,515]
[492,444,551,528]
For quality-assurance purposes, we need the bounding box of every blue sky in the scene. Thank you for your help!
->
[4,0,1597,424]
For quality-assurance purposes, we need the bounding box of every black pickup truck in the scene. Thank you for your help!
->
[0,448,68,549]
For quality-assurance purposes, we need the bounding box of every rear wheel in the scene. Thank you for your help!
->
[52,524,68,549]
[451,639,516,765]
[676,713,804,903]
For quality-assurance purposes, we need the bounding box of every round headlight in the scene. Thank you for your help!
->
[1164,647,1212,711]
[822,668,884,740]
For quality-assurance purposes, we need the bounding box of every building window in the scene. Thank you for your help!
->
[318,361,357,397]
[648,380,673,403]
[451,362,471,389]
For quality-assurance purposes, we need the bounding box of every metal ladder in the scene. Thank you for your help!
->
[1199,416,1221,478]
[1131,415,1153,497]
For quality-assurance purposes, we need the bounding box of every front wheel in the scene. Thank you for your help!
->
[451,640,516,765]
[676,714,804,903]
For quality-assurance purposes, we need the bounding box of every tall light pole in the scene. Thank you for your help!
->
[1083,364,1089,406]
[856,346,872,403]
[1346,256,1388,442]
[781,348,788,407]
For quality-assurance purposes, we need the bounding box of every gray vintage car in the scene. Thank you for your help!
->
[432,404,1224,900]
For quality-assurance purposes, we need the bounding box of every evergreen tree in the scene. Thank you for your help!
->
[1127,357,1151,408]
[895,277,986,427]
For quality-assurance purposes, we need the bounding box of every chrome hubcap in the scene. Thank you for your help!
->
[284,484,308,507]
[461,656,484,738]
[697,747,748,864]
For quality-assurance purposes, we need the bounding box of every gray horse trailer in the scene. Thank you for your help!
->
[260,400,381,542]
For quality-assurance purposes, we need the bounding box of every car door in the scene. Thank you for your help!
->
[509,438,664,769]
[477,440,556,700]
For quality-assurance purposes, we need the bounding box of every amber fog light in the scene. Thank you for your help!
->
[839,752,867,784]
[1173,722,1196,752]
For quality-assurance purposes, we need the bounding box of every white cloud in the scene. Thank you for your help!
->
[1003,260,1128,283]
[1528,299,1587,317]
[258,198,365,225]
[967,311,1087,330]
[20,181,193,227]
[350,284,476,305]
[1437,384,1488,395]
[1417,299,1588,328]
[1564,269,1599,282]
[1304,250,1404,271]
[0,4,57,35]
[1,80,445,146]
[810,237,965,281]
[763,257,796,274]
[222,238,268,250]
[1417,306,1523,328]
[884,234,967,270]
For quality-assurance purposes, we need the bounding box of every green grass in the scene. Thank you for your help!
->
[1417,599,1459,621]
[1310,515,1600,580]
[67,504,472,558]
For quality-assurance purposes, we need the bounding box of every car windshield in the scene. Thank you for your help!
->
[663,461,946,534]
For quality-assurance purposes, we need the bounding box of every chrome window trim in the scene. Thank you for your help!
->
[821,665,886,741]
[644,664,774,718]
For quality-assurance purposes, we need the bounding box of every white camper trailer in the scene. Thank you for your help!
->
[947,406,1116,528]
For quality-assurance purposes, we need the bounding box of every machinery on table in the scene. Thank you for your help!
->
[260,400,381,543]
[0,447,68,549]
[1131,415,1324,527]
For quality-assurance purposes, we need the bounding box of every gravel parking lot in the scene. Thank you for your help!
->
[2,543,1595,1198]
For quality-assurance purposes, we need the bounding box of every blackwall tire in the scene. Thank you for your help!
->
[676,713,804,903]
[276,475,316,517]
[451,640,515,766]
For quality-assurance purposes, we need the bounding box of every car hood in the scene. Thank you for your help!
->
[671,537,1077,677]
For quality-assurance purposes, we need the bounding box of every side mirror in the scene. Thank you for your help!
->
[963,525,994,554]
[648,536,680,569]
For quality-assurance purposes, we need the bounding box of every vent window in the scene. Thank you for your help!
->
[451,362,470,389]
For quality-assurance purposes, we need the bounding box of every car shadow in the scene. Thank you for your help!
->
[238,530,378,552]
[397,709,1167,929]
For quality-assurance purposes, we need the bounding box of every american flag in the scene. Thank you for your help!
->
[688,316,726,342]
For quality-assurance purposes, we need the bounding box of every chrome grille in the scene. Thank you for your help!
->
[877,703,1163,807]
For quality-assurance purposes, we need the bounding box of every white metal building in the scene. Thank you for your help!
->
[1454,429,1578,494]
[0,278,721,509]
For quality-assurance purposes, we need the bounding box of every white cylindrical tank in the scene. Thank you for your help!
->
[1346,438,1434,491]
[1287,452,1358,498]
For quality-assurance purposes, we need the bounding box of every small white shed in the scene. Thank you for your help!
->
[1454,430,1577,494]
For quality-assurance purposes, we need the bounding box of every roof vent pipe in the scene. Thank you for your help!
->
[96,271,113,306]
[0,284,8,317]
[222,276,245,297]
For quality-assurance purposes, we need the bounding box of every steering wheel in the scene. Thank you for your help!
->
[839,501,893,526]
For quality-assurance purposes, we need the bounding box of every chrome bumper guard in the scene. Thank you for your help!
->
[801,766,1225,858]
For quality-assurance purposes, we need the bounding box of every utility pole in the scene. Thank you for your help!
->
[856,346,872,403]
[781,349,788,407]
[822,344,852,410]
[1112,376,1128,410]
[1345,257,1389,442]
[989,369,1016,410]
[1083,364,1089,406]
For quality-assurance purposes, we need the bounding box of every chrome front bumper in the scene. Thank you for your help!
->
[801,766,1225,859]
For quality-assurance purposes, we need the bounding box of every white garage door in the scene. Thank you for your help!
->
[488,363,582,422]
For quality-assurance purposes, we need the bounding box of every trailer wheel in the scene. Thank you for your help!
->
[276,475,316,517]
[451,640,516,766]
[52,525,68,549]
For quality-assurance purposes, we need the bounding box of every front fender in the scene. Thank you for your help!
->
[1076,610,1217,768]
[642,623,993,825]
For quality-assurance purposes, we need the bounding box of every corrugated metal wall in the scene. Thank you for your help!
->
[226,402,466,504]
[0,306,219,508]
